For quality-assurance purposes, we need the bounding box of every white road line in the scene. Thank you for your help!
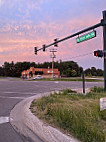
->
[0,96,25,99]
[3,92,20,94]
[0,91,37,99]
[55,81,59,84]
[1,92,37,95]
[0,117,9,124]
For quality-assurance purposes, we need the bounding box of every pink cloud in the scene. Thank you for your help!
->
[0,15,103,68]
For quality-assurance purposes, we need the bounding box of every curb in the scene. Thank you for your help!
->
[10,91,81,142]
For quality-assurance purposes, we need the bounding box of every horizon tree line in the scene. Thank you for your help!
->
[0,61,104,77]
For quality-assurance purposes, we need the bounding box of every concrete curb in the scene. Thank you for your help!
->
[10,91,81,142]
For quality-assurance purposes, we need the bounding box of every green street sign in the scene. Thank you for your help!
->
[76,31,96,43]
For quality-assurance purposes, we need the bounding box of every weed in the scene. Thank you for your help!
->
[30,87,106,142]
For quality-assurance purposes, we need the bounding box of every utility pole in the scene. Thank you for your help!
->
[102,11,106,91]
[50,48,57,78]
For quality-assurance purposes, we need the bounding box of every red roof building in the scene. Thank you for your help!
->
[21,67,60,78]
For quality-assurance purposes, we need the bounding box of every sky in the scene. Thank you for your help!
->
[0,0,106,69]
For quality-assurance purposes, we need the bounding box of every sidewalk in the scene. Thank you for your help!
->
[10,90,86,142]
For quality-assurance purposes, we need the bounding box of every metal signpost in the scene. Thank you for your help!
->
[82,71,85,94]
[103,11,106,91]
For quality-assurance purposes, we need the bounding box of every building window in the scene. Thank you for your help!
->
[35,71,43,75]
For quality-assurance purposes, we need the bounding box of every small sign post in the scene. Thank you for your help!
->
[100,98,106,111]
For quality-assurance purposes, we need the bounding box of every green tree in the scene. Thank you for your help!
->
[0,67,3,76]
[85,68,92,76]
[96,69,103,76]
[91,67,97,76]
[71,69,77,77]
[63,68,72,77]
[3,62,11,76]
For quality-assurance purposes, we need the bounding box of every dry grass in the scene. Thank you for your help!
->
[30,88,106,142]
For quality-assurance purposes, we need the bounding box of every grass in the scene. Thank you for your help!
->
[29,77,103,82]
[30,87,106,142]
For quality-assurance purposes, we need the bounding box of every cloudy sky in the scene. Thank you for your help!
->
[0,0,106,69]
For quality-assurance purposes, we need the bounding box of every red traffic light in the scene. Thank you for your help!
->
[94,50,103,57]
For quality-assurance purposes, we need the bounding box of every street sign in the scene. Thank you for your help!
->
[76,31,96,43]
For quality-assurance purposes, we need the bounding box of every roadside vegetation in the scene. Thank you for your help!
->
[30,77,103,82]
[30,87,106,142]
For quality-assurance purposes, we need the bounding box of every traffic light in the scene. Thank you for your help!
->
[34,47,37,55]
[94,50,103,57]
[54,38,58,47]
[42,44,46,52]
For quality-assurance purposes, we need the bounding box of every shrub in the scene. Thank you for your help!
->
[90,86,104,93]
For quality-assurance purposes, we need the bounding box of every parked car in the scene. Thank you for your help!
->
[33,75,43,80]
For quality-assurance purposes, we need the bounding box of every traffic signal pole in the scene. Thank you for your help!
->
[35,10,106,91]
[103,11,106,91]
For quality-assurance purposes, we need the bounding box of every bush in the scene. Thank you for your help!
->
[90,86,104,93]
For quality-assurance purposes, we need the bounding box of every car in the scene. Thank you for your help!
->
[33,75,43,80]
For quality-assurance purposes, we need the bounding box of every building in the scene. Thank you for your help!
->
[21,67,60,78]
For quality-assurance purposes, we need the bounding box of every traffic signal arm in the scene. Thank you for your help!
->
[36,22,101,53]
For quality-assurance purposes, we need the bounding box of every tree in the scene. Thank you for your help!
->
[10,61,15,77]
[85,67,103,77]
[91,67,97,76]
[85,68,92,76]
[96,69,103,76]
[0,67,3,76]
[3,62,11,76]
[71,70,77,77]
[63,68,72,77]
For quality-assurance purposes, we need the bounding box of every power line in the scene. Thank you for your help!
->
[69,52,93,59]
[60,52,93,61]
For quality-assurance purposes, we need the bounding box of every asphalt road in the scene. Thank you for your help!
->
[0,79,103,142]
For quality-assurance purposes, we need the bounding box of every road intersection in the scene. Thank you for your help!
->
[0,80,103,142]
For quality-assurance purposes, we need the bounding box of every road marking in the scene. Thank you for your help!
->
[3,92,37,95]
[0,96,26,99]
[55,81,59,84]
[0,117,9,124]
[10,117,13,121]
[0,92,37,99]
